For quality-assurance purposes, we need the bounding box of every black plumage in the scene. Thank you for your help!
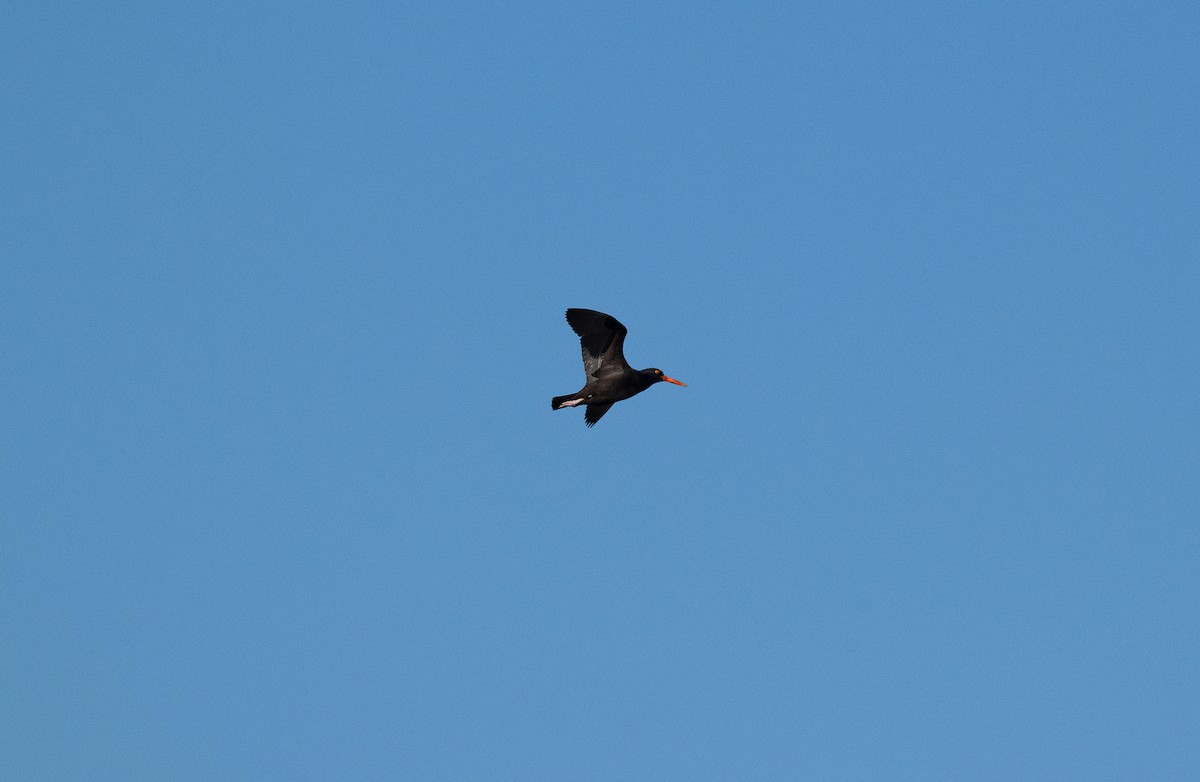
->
[552,308,686,427]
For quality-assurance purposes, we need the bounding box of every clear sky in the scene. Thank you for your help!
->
[3,2,1198,779]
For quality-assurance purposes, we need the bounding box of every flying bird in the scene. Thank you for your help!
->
[552,308,686,427]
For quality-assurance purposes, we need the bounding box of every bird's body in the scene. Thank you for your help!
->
[552,308,685,427]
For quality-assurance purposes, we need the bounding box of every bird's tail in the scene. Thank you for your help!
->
[551,394,578,410]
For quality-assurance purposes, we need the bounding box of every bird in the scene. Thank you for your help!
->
[552,308,686,427]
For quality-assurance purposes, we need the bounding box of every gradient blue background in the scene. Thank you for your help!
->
[3,2,1198,779]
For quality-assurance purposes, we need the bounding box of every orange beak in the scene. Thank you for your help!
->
[663,376,687,386]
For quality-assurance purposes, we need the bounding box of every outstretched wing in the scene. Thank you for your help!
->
[584,403,613,427]
[566,308,631,379]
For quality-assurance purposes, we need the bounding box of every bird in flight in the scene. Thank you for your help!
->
[552,308,686,427]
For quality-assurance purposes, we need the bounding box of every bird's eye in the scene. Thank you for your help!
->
[655,370,661,375]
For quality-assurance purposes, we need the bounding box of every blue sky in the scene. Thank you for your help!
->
[3,2,1198,779]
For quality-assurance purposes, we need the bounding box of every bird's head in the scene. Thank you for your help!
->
[645,368,686,387]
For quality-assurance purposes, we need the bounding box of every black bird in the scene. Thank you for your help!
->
[552,308,686,427]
